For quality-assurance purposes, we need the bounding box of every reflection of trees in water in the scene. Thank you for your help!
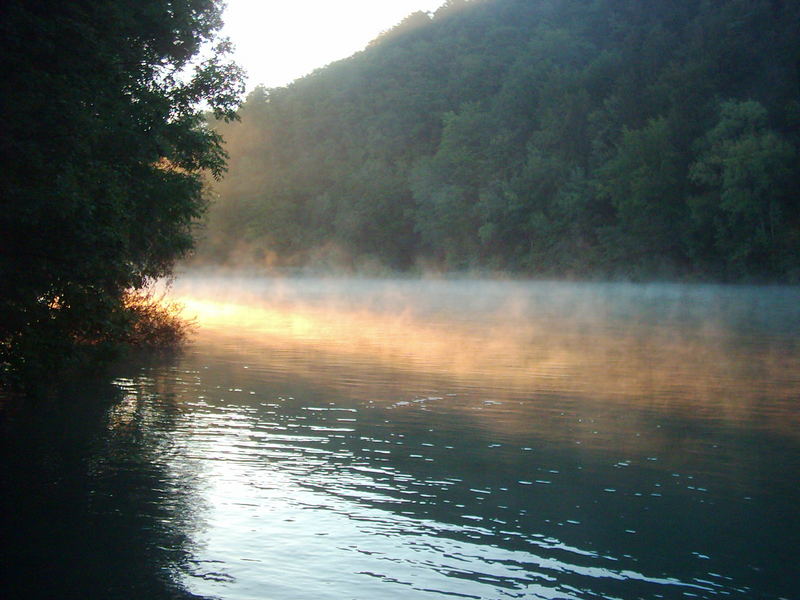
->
[0,357,208,600]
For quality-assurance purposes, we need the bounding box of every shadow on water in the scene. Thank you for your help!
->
[0,355,210,600]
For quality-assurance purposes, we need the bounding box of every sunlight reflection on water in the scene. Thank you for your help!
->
[117,276,800,599]
[171,277,800,438]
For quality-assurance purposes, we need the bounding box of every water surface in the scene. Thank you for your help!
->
[3,278,798,599]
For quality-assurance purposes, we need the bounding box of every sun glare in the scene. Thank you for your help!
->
[221,0,447,89]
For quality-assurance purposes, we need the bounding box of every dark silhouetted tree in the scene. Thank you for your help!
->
[0,0,244,385]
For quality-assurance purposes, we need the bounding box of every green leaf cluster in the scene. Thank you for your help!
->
[1,0,244,387]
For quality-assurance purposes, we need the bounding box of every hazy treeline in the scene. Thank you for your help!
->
[201,0,800,281]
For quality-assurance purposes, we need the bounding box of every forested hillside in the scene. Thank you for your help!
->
[201,0,800,280]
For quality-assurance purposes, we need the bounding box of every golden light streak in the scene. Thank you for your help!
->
[170,293,800,438]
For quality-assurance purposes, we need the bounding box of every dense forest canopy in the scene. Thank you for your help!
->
[0,0,243,385]
[202,0,800,280]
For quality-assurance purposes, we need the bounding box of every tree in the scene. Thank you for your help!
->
[596,116,688,274]
[410,104,495,267]
[0,0,244,384]
[689,100,799,278]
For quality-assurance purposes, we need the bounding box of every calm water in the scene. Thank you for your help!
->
[2,277,799,599]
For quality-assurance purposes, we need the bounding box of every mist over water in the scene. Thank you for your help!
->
[161,275,799,599]
[170,275,800,421]
[5,275,799,599]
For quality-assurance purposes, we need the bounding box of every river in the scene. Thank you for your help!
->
[2,277,798,599]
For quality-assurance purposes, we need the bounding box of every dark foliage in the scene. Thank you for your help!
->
[0,0,244,388]
[200,0,800,281]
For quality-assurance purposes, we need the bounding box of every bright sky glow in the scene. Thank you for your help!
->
[220,0,447,90]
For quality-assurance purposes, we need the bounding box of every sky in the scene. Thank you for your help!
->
[220,0,448,91]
